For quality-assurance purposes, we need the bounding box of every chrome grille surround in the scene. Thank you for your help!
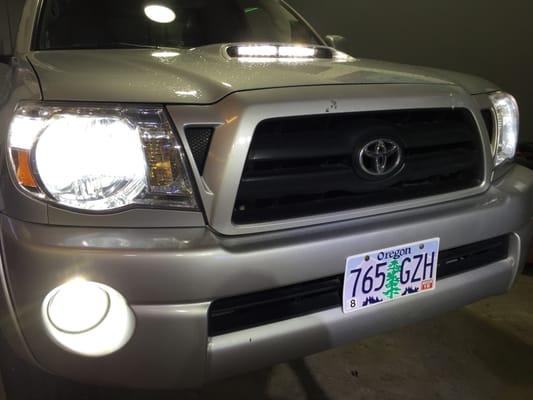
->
[167,84,492,236]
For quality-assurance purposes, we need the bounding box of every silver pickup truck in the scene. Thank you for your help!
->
[1,0,532,395]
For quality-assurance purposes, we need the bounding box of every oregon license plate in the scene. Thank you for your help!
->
[342,238,440,314]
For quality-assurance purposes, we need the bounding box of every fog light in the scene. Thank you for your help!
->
[47,280,110,333]
[42,280,135,357]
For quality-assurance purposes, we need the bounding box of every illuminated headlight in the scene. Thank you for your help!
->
[42,280,135,357]
[489,92,519,167]
[8,103,196,211]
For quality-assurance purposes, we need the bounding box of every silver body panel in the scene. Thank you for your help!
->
[0,165,532,388]
[27,48,499,104]
[208,255,517,381]
[10,0,500,101]
[168,83,493,235]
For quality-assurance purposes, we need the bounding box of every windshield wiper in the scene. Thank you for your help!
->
[46,42,163,50]
[46,42,186,51]
[98,42,163,49]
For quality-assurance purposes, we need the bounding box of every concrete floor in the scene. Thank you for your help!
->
[2,266,533,400]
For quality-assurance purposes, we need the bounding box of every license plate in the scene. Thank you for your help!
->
[342,238,440,313]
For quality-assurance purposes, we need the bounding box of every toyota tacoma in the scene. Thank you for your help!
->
[0,0,532,394]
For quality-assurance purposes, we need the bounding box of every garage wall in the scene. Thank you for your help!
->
[289,0,533,143]
[0,0,12,54]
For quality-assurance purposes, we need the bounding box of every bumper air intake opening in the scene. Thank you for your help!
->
[208,235,509,336]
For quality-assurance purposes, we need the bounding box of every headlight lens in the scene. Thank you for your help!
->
[489,92,519,167]
[35,115,147,210]
[8,103,196,211]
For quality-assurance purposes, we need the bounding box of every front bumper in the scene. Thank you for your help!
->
[1,165,532,389]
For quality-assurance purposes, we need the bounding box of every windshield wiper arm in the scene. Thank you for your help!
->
[99,42,163,49]
[49,42,185,51]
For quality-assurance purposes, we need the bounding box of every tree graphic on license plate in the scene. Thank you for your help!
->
[383,259,402,299]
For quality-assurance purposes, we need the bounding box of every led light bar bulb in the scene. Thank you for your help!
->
[237,45,278,57]
[278,46,316,58]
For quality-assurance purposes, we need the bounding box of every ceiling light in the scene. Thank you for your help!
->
[144,5,176,23]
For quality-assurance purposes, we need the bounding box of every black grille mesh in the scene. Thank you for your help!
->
[184,127,214,174]
[233,109,484,224]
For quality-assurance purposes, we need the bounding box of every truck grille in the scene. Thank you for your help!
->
[233,109,484,224]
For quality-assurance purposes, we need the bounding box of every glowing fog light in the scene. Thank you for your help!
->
[42,280,135,357]
[47,280,110,333]
[144,5,176,23]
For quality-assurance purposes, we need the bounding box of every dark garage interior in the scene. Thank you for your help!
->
[0,0,533,400]
[290,0,533,144]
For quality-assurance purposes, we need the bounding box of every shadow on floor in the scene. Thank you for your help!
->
[523,263,533,276]
[76,359,330,400]
[196,359,331,400]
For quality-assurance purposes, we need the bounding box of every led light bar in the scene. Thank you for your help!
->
[227,44,334,59]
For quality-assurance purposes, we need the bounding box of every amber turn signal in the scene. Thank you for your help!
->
[13,149,38,189]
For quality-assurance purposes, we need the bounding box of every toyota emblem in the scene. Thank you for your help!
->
[358,139,403,177]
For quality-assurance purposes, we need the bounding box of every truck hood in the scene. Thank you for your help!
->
[27,46,498,104]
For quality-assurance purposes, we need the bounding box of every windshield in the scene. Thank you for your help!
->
[36,0,322,50]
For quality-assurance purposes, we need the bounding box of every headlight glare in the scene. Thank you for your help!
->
[35,115,147,210]
[8,103,197,211]
[489,92,519,167]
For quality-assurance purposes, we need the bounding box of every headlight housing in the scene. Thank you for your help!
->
[489,92,519,167]
[8,103,196,211]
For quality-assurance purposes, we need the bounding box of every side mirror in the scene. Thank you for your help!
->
[325,35,346,50]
